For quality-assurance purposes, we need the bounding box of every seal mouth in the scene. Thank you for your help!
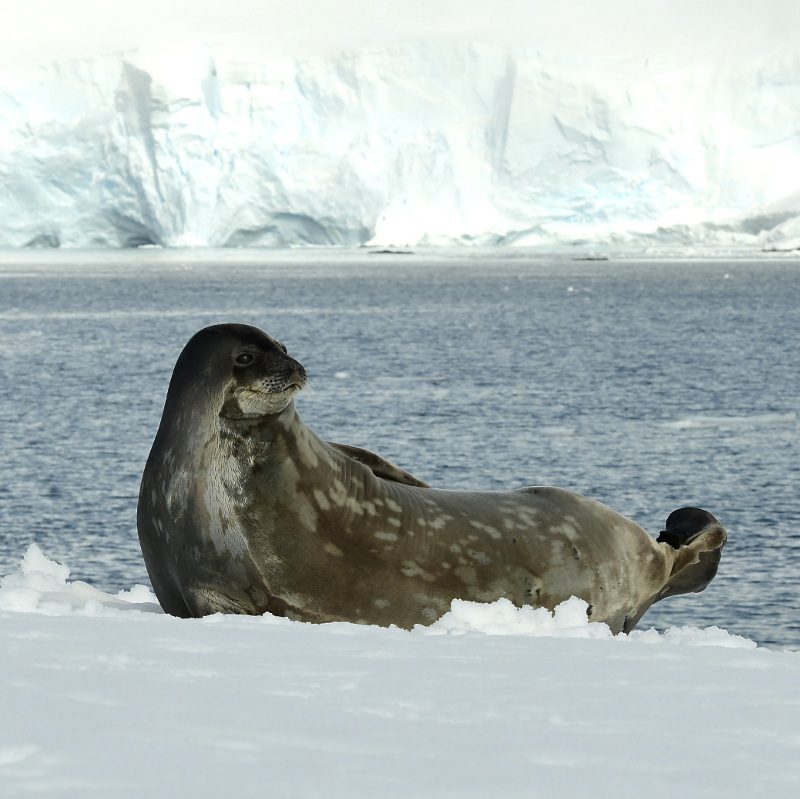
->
[256,362,307,396]
[283,362,308,393]
[222,361,308,420]
[262,381,304,397]
[282,377,306,394]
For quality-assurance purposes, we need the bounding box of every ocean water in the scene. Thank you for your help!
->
[0,250,798,648]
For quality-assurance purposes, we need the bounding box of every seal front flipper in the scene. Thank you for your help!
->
[655,507,727,601]
[328,442,430,488]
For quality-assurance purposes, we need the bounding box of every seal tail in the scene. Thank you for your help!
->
[655,507,727,601]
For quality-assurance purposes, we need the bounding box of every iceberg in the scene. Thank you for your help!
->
[2,1,800,250]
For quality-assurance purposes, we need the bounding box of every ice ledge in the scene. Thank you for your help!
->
[2,43,800,249]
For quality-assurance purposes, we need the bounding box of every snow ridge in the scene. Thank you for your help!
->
[0,543,756,649]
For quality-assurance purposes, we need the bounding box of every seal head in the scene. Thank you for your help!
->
[168,323,307,421]
[138,324,308,617]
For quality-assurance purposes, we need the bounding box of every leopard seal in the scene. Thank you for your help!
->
[137,323,727,633]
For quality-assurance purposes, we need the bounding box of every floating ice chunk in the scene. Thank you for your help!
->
[665,412,796,430]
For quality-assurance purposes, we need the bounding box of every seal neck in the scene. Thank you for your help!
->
[219,400,301,438]
[220,401,338,472]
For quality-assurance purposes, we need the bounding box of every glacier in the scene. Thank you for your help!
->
[2,2,800,250]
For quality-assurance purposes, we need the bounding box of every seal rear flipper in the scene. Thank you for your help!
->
[329,442,430,488]
[656,513,727,601]
[657,507,720,549]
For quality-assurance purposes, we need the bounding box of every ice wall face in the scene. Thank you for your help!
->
[2,43,800,249]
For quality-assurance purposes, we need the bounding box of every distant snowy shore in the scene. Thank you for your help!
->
[2,544,798,798]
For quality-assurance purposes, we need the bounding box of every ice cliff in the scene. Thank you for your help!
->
[2,38,800,249]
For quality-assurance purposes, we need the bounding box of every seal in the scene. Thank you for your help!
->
[138,323,727,633]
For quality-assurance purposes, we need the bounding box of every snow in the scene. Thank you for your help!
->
[426,597,757,649]
[2,2,800,250]
[0,544,160,616]
[2,544,797,797]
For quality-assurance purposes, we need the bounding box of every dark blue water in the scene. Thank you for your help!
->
[1,250,798,648]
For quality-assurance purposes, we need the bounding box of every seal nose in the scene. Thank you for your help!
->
[287,359,308,389]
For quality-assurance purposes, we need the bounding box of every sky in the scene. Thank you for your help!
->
[2,1,799,68]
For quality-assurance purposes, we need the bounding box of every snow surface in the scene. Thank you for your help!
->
[2,544,798,798]
[2,1,800,250]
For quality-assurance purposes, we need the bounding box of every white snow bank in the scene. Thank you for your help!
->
[0,542,160,616]
[423,596,616,639]
[0,544,796,798]
[422,596,757,649]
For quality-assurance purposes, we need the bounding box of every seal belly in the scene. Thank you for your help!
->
[299,481,673,632]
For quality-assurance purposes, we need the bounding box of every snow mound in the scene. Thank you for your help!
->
[420,596,757,648]
[421,596,614,639]
[0,543,161,616]
[629,625,757,649]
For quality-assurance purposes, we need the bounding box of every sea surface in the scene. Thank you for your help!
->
[1,249,798,648]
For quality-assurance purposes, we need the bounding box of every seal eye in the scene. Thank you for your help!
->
[235,352,254,366]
